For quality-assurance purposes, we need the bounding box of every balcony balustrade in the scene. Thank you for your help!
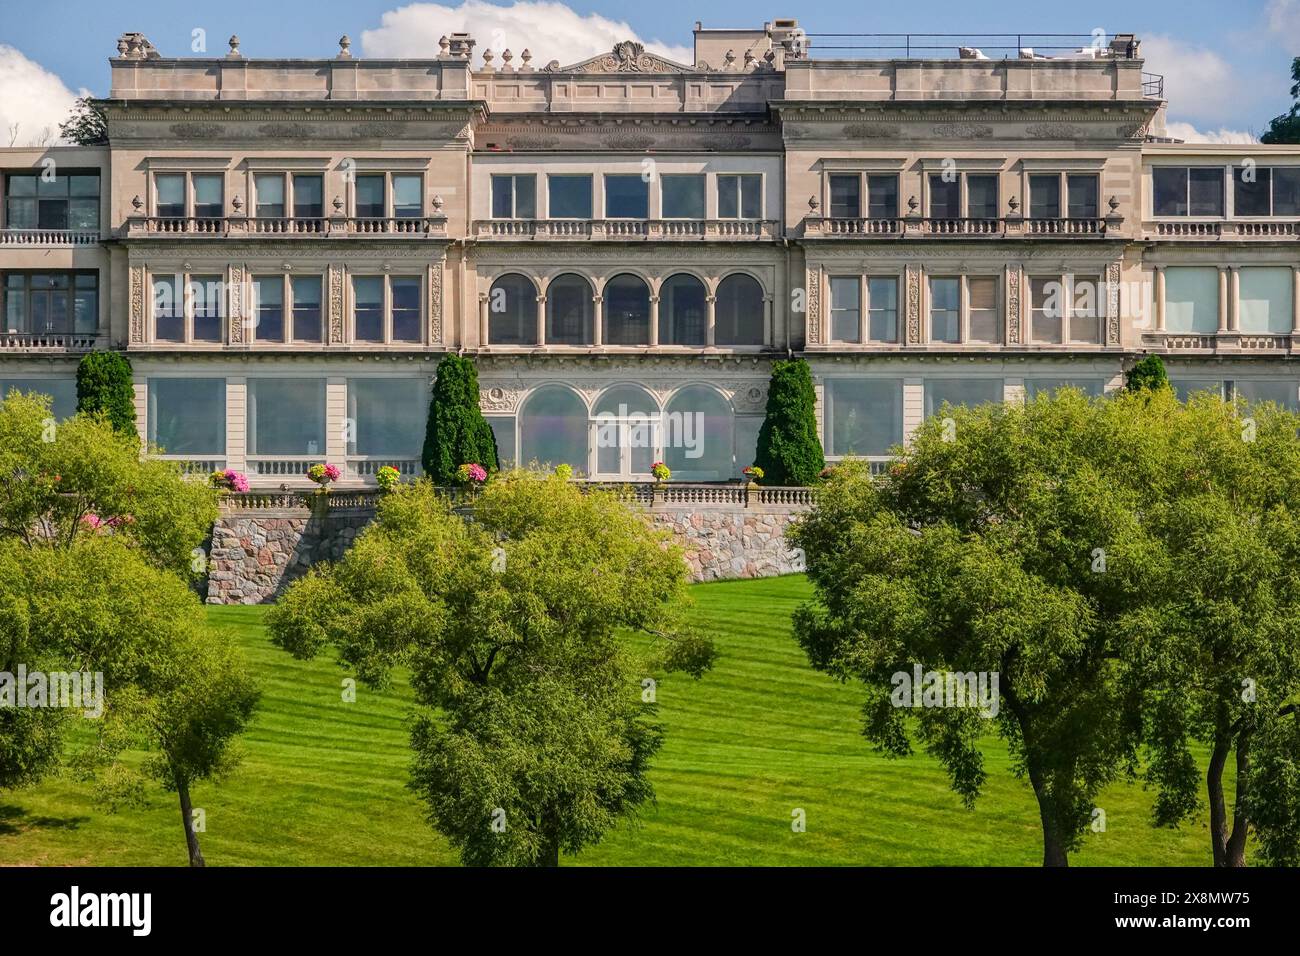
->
[472,218,780,240]
[1146,220,1299,240]
[124,215,448,239]
[0,331,105,352]
[804,215,1115,239]
[0,228,102,247]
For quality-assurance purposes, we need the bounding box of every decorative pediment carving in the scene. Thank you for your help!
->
[546,41,696,74]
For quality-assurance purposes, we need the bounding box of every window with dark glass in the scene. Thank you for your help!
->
[252,276,284,342]
[659,274,707,345]
[715,274,764,346]
[661,175,705,219]
[547,175,592,218]
[4,173,99,231]
[1188,168,1225,216]
[192,175,223,218]
[491,174,536,218]
[867,277,898,342]
[153,274,183,342]
[1155,167,1225,217]
[1030,277,1064,344]
[2,272,97,335]
[604,175,648,218]
[828,174,860,218]
[1275,168,1300,215]
[488,274,537,345]
[1067,175,1098,218]
[155,174,185,218]
[292,275,323,343]
[391,277,420,341]
[968,276,999,344]
[603,274,650,344]
[393,175,422,218]
[966,175,998,219]
[190,275,223,342]
[356,175,386,218]
[867,175,899,219]
[1235,166,1300,216]
[1029,175,1061,218]
[830,277,860,343]
[293,175,323,219]
[928,176,961,219]
[354,277,384,342]
[1153,167,1188,216]
[546,274,593,344]
[718,174,762,219]
[928,278,960,343]
[255,174,285,218]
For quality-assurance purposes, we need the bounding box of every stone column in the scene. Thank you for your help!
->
[226,376,247,473]
[1154,266,1166,332]
[764,295,774,347]
[1229,266,1240,332]
[592,294,603,347]
[648,295,660,347]
[326,377,349,471]
[902,378,924,445]
[1217,267,1229,332]
[478,293,489,346]
[705,294,717,348]
[535,294,546,347]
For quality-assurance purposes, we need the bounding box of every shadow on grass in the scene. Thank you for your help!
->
[0,804,88,836]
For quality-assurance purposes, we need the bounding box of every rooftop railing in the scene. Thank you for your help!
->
[803,33,1137,59]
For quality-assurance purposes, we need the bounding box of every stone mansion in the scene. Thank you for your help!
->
[1,21,1298,486]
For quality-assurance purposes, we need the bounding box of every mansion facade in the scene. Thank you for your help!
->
[1,22,1298,485]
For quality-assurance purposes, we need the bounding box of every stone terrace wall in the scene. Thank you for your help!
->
[206,485,814,604]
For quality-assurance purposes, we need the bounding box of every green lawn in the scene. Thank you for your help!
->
[0,575,1223,866]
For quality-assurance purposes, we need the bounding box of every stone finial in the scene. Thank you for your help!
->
[332,195,344,212]
[907,194,919,213]
[116,37,129,57]
[724,49,737,69]
[231,194,243,212]
[1008,194,1020,212]
[520,48,533,71]
[807,194,819,212]
[131,194,143,211]
[501,48,514,71]
[227,35,242,58]
[1108,195,1120,212]
[338,35,352,58]
[432,194,445,214]
[744,49,756,69]
[482,48,495,70]
[438,35,450,56]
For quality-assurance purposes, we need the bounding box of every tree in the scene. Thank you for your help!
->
[268,472,713,865]
[421,355,498,484]
[790,390,1160,866]
[59,97,109,146]
[1125,354,1170,393]
[1260,57,1300,145]
[754,359,824,486]
[76,352,137,440]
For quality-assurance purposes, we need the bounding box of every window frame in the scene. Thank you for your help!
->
[1152,165,1227,218]
[660,174,707,220]
[716,173,764,220]
[2,270,99,337]
[1026,273,1104,345]
[490,173,537,220]
[3,171,101,233]
[147,269,225,345]
[827,274,901,345]
[350,273,425,345]
[926,274,1003,345]
[546,174,593,220]
[826,172,900,221]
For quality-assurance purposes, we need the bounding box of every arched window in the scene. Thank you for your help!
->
[659,274,707,346]
[592,384,658,478]
[519,385,587,472]
[545,274,593,345]
[664,385,734,481]
[603,274,650,346]
[715,274,765,346]
[488,274,537,345]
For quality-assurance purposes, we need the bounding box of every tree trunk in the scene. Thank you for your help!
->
[1026,759,1070,867]
[1206,731,1232,867]
[540,835,560,868]
[1224,731,1252,868]
[176,778,205,868]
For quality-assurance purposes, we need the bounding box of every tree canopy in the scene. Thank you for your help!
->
[421,355,498,484]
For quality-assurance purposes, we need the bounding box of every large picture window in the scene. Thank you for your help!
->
[519,385,587,472]
[664,386,734,481]
[1164,267,1219,333]
[488,274,537,345]
[546,274,593,344]
[4,172,99,231]
[0,377,77,419]
[1238,267,1294,334]
[347,378,427,457]
[924,379,1003,418]
[603,274,650,345]
[246,378,326,457]
[715,274,764,346]
[825,378,903,458]
[1154,167,1225,217]
[659,274,707,346]
[4,272,97,335]
[604,175,649,218]
[148,378,226,458]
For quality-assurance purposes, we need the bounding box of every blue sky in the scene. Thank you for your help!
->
[2,0,1296,143]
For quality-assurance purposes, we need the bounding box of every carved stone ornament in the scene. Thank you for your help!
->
[548,41,696,74]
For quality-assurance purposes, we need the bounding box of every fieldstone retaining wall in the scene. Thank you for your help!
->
[206,485,814,604]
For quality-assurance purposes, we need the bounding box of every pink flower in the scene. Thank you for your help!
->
[324,463,342,482]
[224,469,250,492]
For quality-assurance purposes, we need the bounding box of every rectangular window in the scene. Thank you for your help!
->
[829,277,861,343]
[189,274,223,342]
[6,173,99,232]
[1067,175,1098,218]
[867,175,898,219]
[148,378,226,456]
[1154,167,1226,217]
[1170,378,1226,403]
[1234,166,1271,216]
[966,175,998,219]
[825,378,903,457]
[547,175,592,218]
[1234,380,1299,411]
[392,175,422,218]
[192,175,223,218]
[0,377,77,420]
[391,277,421,342]
[252,276,284,342]
[924,379,1003,418]
[491,174,536,219]
[356,175,386,218]
[1275,168,1300,215]
[1025,379,1105,400]
[1153,167,1188,216]
[347,378,428,457]
[2,272,97,336]
[928,175,960,219]
[353,276,384,342]
[293,174,323,219]
[1164,267,1219,333]
[1189,168,1225,216]
[1029,175,1061,219]
[928,277,960,343]
[155,174,185,218]
[1030,277,1064,343]
[967,276,999,344]
[718,174,762,219]
[828,174,860,218]
[292,275,323,343]
[246,378,325,456]
[255,174,285,218]
[661,174,706,219]
[1070,277,1102,344]
[153,273,183,342]
[867,277,898,343]
[1238,267,1294,334]
[604,175,648,218]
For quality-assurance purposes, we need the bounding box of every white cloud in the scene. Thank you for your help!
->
[0,44,86,147]
[1266,0,1300,34]
[1141,34,1252,128]
[361,1,694,69]
[1164,121,1258,144]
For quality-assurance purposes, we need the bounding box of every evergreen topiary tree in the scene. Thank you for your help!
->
[76,351,137,438]
[753,359,824,486]
[421,354,499,484]
[1125,354,1170,393]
